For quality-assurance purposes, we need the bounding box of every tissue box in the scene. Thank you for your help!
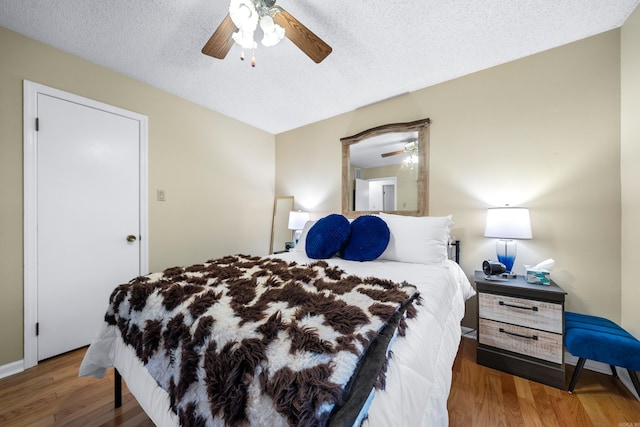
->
[524,265,551,285]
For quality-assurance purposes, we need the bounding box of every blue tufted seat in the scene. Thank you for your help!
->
[564,311,640,396]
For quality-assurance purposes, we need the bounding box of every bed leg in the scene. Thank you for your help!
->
[114,368,122,408]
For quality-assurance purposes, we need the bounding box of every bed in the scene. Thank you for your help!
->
[79,213,475,426]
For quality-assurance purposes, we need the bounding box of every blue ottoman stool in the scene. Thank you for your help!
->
[564,311,640,396]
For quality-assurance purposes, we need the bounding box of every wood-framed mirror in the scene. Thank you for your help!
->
[269,196,294,254]
[341,118,430,218]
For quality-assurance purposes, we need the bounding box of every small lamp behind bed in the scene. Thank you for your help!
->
[288,210,310,247]
[484,205,532,277]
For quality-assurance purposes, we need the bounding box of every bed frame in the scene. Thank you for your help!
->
[449,239,460,265]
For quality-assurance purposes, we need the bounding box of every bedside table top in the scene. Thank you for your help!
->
[474,270,566,303]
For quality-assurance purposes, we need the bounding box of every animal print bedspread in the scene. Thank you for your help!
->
[105,255,419,427]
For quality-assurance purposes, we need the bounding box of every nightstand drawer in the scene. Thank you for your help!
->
[479,292,562,333]
[479,318,563,364]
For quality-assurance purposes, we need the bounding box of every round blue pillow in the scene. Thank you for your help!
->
[342,215,390,261]
[305,214,351,259]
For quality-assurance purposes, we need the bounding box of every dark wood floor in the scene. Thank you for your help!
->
[1,338,638,426]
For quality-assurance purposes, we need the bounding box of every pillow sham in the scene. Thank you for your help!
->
[378,213,453,264]
[305,214,351,259]
[342,215,390,262]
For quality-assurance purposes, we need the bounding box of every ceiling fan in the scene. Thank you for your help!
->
[381,140,418,158]
[202,0,332,65]
[380,150,404,158]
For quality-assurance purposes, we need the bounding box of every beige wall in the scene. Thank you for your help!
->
[0,27,275,366]
[276,30,623,330]
[621,7,640,339]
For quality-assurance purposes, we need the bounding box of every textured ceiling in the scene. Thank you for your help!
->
[1,0,638,134]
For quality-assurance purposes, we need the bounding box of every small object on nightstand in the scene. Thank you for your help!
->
[524,258,555,285]
[475,270,567,389]
[482,260,508,280]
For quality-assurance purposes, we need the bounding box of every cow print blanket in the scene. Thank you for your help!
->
[105,255,420,427]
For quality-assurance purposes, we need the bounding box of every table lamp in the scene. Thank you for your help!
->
[484,206,532,277]
[288,210,310,246]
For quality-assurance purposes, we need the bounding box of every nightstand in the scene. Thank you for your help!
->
[475,271,567,389]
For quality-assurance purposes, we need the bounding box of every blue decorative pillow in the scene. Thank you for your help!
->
[305,214,351,259]
[342,215,390,261]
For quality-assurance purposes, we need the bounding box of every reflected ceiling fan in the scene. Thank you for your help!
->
[380,149,404,158]
[202,0,332,65]
[381,140,418,158]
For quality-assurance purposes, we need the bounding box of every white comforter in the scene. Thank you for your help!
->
[80,254,474,427]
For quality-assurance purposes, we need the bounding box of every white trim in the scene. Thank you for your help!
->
[564,351,612,375]
[458,331,639,401]
[565,351,639,400]
[23,80,149,369]
[0,359,24,380]
[461,326,477,340]
[23,81,38,370]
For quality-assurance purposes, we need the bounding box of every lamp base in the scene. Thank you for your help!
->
[484,272,517,281]
[496,239,517,274]
[293,229,302,246]
[483,275,509,282]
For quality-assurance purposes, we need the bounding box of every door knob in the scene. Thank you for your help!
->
[126,235,137,242]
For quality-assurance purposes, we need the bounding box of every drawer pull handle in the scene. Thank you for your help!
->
[499,327,539,341]
[499,301,538,311]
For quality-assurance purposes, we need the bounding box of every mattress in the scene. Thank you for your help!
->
[79,254,474,426]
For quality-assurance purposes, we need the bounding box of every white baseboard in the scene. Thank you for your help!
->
[565,352,639,400]
[0,359,24,379]
[459,329,638,401]
[461,326,477,339]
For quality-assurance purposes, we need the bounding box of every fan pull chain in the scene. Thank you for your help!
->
[237,47,256,67]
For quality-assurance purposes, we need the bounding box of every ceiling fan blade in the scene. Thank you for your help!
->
[272,6,332,63]
[381,150,405,158]
[202,14,237,59]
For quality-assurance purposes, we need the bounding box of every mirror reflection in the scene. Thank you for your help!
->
[341,118,430,217]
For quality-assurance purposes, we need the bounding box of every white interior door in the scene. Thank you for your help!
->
[32,90,145,361]
[355,178,369,211]
[368,181,384,211]
[382,184,396,210]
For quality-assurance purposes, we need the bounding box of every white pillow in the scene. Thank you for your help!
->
[378,213,453,264]
[292,220,316,253]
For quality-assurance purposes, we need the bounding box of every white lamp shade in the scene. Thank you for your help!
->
[484,207,532,239]
[288,211,309,230]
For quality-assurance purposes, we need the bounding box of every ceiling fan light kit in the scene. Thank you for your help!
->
[202,0,332,66]
[259,15,285,47]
